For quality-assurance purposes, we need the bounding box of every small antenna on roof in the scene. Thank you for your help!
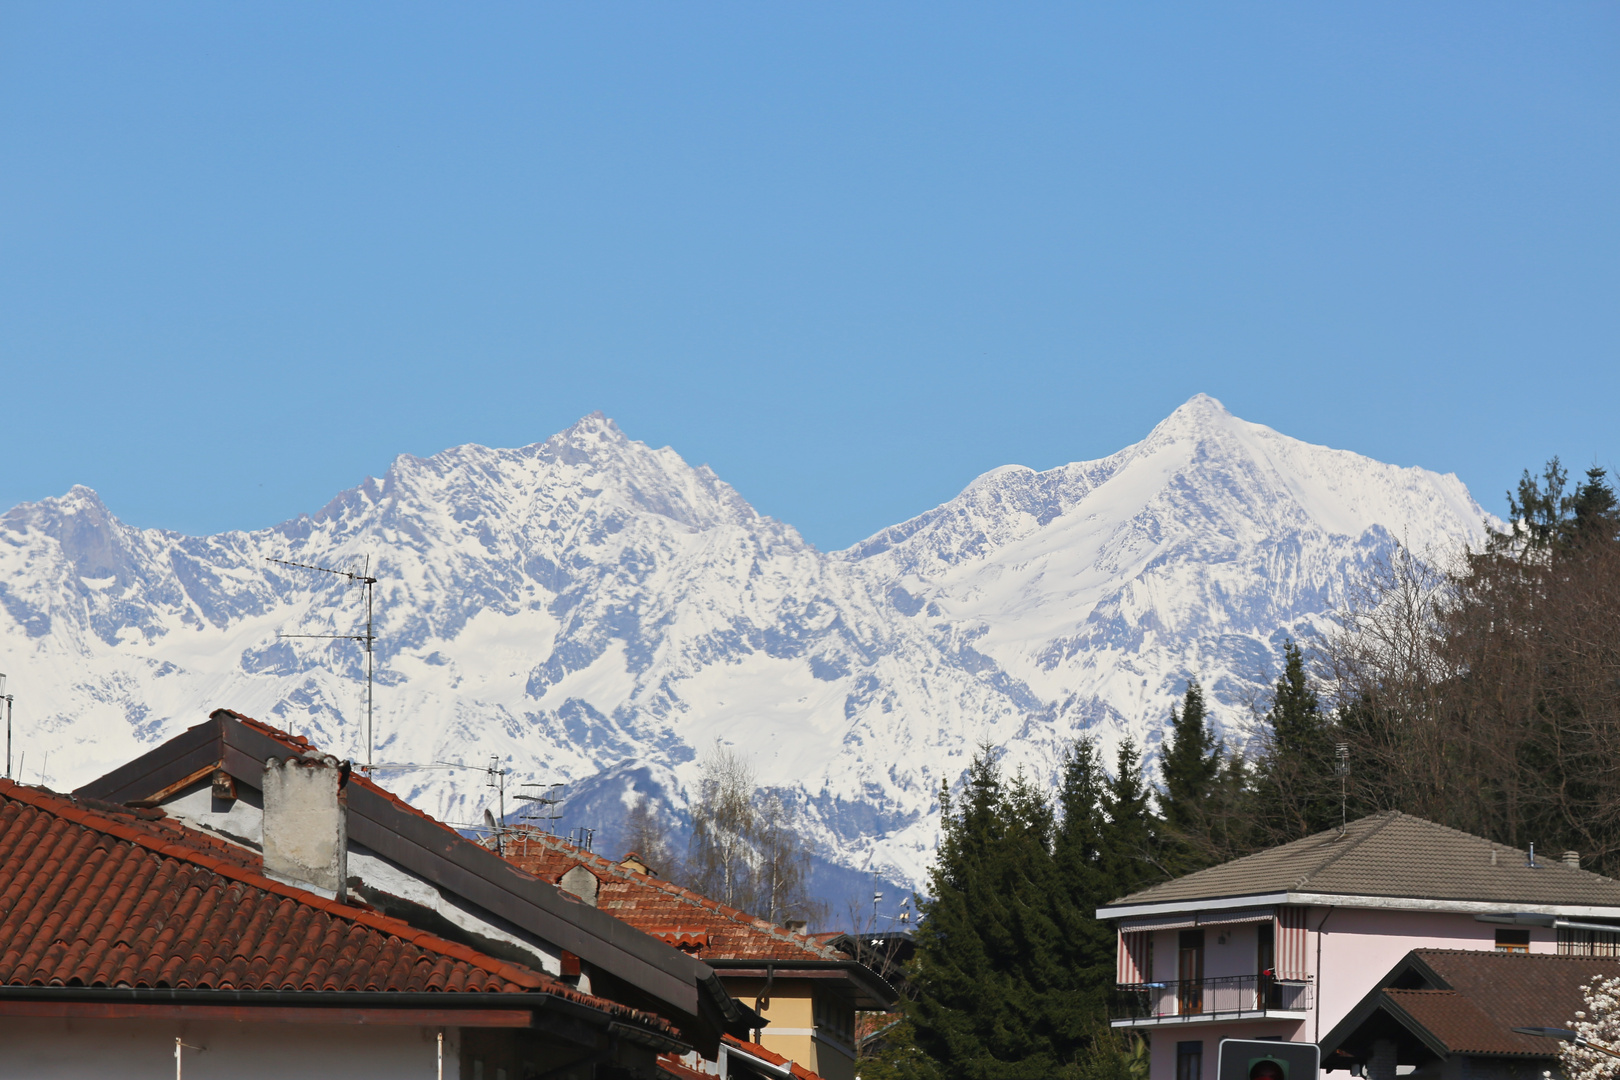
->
[265,555,380,767]
[0,673,13,780]
[1336,742,1350,835]
[514,781,565,834]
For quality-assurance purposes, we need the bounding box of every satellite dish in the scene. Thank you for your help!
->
[484,809,498,832]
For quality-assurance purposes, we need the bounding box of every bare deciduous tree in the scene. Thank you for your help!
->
[1321,463,1620,873]
[622,794,683,880]
[687,744,823,926]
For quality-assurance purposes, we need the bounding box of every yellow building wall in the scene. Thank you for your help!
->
[722,977,857,1080]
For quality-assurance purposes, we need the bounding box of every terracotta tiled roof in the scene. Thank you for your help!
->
[1405,950,1619,1054]
[0,778,669,1033]
[723,1034,827,1080]
[1383,990,1535,1056]
[499,830,842,964]
[1107,811,1620,909]
[1324,949,1620,1062]
[657,1053,713,1080]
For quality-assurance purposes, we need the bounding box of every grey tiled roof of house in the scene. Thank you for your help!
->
[1102,810,1620,911]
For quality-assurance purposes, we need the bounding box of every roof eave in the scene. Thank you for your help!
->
[1097,891,1620,921]
[0,983,687,1050]
[704,958,899,1010]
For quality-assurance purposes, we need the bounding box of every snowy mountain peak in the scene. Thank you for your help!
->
[2,484,136,581]
[559,409,623,442]
[1147,391,1235,436]
[0,401,1494,897]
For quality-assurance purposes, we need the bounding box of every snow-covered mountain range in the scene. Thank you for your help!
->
[0,394,1490,899]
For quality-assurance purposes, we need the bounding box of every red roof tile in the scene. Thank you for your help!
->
[723,1034,828,1080]
[1399,950,1620,1056]
[0,779,669,1033]
[658,1053,713,1080]
[498,830,842,964]
[655,1038,832,1080]
[1382,990,1538,1056]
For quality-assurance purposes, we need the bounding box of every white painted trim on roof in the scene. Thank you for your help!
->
[1098,893,1293,920]
[1109,1011,1308,1030]
[723,1042,792,1079]
[1120,908,1275,932]
[1284,893,1620,918]
[1097,892,1620,921]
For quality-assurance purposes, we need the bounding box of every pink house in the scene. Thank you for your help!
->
[1095,812,1620,1080]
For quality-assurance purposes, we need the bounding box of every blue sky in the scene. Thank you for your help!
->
[2,3,1616,550]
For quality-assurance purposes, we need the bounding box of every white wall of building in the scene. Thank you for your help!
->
[0,1017,460,1080]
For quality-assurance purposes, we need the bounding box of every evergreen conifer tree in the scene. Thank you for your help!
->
[1100,740,1162,899]
[1254,640,1338,840]
[1157,679,1222,873]
[1052,739,1121,1028]
[908,748,1096,1079]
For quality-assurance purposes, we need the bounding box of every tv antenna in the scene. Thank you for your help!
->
[0,673,13,780]
[1336,742,1350,834]
[514,781,565,834]
[266,555,379,767]
[483,755,510,854]
[373,756,527,853]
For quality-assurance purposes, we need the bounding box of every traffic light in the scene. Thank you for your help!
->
[1217,1039,1320,1080]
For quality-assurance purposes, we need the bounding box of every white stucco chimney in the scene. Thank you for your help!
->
[262,754,349,900]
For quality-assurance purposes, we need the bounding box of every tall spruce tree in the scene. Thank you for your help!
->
[908,748,1093,1079]
[1100,739,1162,899]
[1053,739,1121,1026]
[1254,640,1338,841]
[1157,680,1221,874]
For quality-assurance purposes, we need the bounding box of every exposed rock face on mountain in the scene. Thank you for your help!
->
[0,396,1489,896]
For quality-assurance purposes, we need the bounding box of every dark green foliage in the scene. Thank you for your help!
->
[901,650,1353,1076]
[1157,680,1222,873]
[857,1015,944,1080]
[1495,459,1620,555]
[908,742,1150,1080]
[1072,1023,1149,1080]
[1052,740,1121,1019]
[1100,740,1162,896]
[1268,641,1324,758]
[1253,640,1340,842]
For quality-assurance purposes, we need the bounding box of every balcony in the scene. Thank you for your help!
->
[1110,975,1312,1027]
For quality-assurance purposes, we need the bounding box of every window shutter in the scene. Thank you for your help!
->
[1118,929,1153,984]
[1275,906,1309,979]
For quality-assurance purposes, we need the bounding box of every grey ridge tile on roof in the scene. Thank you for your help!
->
[1098,811,1620,915]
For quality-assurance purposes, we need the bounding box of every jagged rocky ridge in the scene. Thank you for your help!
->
[0,395,1490,898]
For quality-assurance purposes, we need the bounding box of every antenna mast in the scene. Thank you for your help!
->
[514,781,565,834]
[1336,742,1350,834]
[266,556,380,766]
[1,673,12,780]
[485,755,508,854]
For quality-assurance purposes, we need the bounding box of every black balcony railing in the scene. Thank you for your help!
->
[1110,975,1312,1022]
